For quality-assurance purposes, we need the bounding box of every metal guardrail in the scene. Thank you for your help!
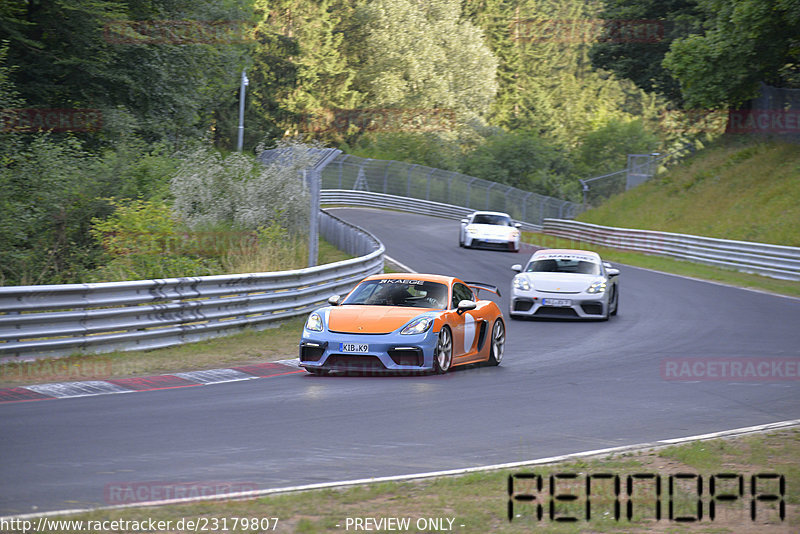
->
[543,219,800,281]
[0,211,383,360]
[321,190,543,232]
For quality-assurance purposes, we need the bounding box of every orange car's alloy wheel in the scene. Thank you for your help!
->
[434,326,453,374]
[488,319,505,366]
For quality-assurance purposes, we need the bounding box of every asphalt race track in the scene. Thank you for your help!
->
[1,208,799,516]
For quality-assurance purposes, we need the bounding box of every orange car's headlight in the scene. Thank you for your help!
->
[400,316,433,335]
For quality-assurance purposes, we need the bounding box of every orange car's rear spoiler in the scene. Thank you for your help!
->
[465,281,501,298]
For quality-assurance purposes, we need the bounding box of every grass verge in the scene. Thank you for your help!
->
[522,232,800,299]
[578,139,800,247]
[27,427,799,533]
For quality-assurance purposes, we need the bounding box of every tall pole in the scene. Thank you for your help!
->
[580,179,588,213]
[308,169,319,267]
[307,149,341,268]
[237,69,248,152]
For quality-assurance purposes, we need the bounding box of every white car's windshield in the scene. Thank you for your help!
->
[472,214,512,226]
[343,280,448,309]
[526,258,601,275]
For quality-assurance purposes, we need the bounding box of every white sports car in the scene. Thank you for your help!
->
[459,211,521,252]
[510,249,620,320]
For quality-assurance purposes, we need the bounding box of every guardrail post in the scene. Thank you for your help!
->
[539,196,547,224]
[446,173,454,205]
[407,164,417,198]
[426,168,435,200]
[383,161,393,194]
[522,192,532,221]
[337,154,346,189]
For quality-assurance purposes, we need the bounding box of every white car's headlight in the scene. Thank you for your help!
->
[586,280,607,294]
[466,225,478,235]
[513,276,530,291]
[400,316,433,335]
[510,229,520,238]
[305,311,324,332]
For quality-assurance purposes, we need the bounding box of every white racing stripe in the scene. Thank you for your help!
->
[4,418,798,520]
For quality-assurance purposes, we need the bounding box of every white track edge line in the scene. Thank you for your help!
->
[618,263,800,301]
[4,418,798,521]
[384,255,417,274]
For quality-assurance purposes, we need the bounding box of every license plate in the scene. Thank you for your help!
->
[340,343,369,353]
[542,298,572,307]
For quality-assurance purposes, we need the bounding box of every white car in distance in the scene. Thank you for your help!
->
[510,249,620,320]
[459,211,521,252]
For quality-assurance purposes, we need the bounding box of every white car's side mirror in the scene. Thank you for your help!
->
[607,268,620,277]
[460,218,469,224]
[511,264,522,272]
[514,223,521,228]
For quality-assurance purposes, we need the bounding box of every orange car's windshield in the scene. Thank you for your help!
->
[343,280,448,309]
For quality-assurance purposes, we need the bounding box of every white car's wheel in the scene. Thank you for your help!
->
[487,319,505,366]
[434,326,453,374]
[611,287,619,316]
[601,288,615,321]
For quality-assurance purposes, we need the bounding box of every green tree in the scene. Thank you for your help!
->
[461,130,573,197]
[344,131,463,170]
[663,0,800,109]
[1,0,254,145]
[249,0,362,141]
[352,0,498,118]
[589,0,701,106]
[574,119,660,177]
[468,0,662,147]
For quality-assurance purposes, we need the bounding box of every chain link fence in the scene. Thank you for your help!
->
[579,144,696,209]
[321,154,581,226]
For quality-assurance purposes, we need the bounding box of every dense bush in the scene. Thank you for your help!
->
[170,140,313,235]
[88,198,310,281]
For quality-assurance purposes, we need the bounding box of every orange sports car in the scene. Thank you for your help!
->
[299,273,506,375]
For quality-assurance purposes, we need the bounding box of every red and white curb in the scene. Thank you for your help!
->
[0,360,304,404]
